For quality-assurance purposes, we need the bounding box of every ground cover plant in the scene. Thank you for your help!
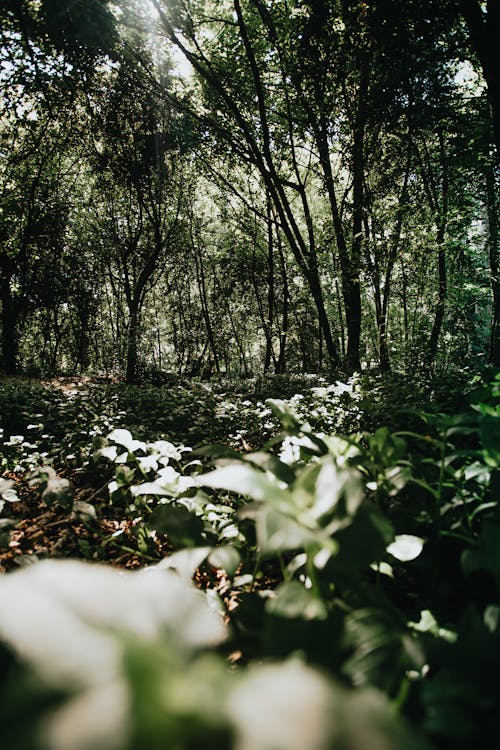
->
[1,368,500,748]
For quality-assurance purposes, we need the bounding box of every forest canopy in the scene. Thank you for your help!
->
[0,0,498,381]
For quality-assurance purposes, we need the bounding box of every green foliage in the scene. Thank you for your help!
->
[0,558,429,750]
[3,371,500,747]
[91,373,500,746]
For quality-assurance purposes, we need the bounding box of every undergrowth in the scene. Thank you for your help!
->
[0,367,496,750]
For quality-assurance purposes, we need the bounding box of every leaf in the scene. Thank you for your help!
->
[148,440,184,460]
[370,562,394,578]
[196,444,242,460]
[227,660,335,750]
[0,559,226,688]
[243,452,295,484]
[108,429,146,454]
[200,464,290,505]
[267,399,301,431]
[312,459,364,520]
[480,414,500,466]
[462,522,500,576]
[130,482,173,497]
[137,455,159,473]
[484,605,500,634]
[387,535,424,562]
[0,518,16,549]
[156,547,212,579]
[72,500,97,520]
[267,581,328,621]
[148,503,204,547]
[42,478,72,509]
[98,445,118,462]
[343,608,424,692]
[0,518,16,530]
[0,479,19,503]
[115,465,135,486]
[208,546,241,577]
[256,507,318,554]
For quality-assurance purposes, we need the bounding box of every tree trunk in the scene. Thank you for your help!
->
[376,291,391,373]
[192,236,221,375]
[343,273,362,373]
[425,130,449,368]
[275,227,288,374]
[486,166,500,364]
[307,263,339,373]
[0,258,18,375]
[426,227,447,366]
[461,0,500,160]
[126,304,140,383]
[265,200,275,373]
[344,63,369,374]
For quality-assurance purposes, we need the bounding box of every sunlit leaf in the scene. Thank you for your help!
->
[386,535,424,562]
[200,463,290,505]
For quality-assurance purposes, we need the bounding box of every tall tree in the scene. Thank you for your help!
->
[89,59,182,382]
[459,0,500,159]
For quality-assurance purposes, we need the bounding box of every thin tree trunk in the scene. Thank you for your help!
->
[265,198,275,372]
[425,131,449,367]
[0,258,17,375]
[344,63,370,373]
[486,166,500,364]
[427,226,447,365]
[275,227,288,374]
[126,303,140,383]
[461,0,500,160]
[192,231,221,375]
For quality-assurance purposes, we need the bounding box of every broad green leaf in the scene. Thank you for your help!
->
[131,481,173,497]
[256,507,318,554]
[480,414,500,466]
[200,463,290,505]
[99,445,118,461]
[72,500,97,520]
[157,547,212,579]
[148,503,204,547]
[387,535,424,562]
[0,478,19,503]
[108,429,146,454]
[208,546,241,577]
[243,451,295,484]
[42,478,72,509]
[267,581,328,621]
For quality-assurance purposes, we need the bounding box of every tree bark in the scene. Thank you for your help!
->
[461,0,500,159]
[344,62,369,374]
[486,166,500,364]
[126,302,140,384]
[275,226,288,374]
[425,130,449,367]
[0,258,18,375]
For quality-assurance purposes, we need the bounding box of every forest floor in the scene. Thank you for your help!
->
[2,369,499,750]
[0,374,299,577]
[1,377,166,573]
[0,371,467,578]
[0,470,153,572]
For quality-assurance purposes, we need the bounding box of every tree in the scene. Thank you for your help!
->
[459,0,500,159]
[0,109,77,373]
[147,0,344,370]
[144,0,475,373]
[89,59,183,382]
[0,0,118,374]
